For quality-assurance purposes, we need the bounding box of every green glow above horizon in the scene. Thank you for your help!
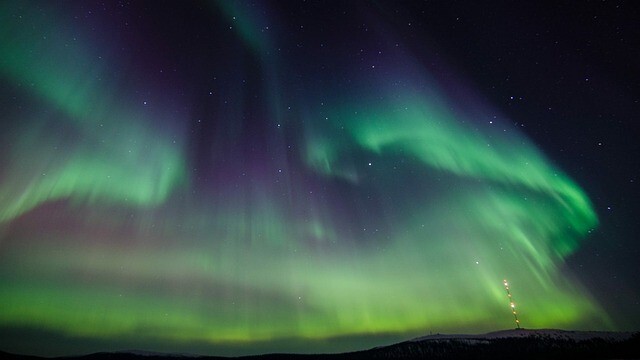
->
[0,1,612,357]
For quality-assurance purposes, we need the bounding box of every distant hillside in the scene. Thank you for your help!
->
[2,329,639,359]
[355,328,640,359]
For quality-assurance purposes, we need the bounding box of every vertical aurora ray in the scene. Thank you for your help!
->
[0,1,614,357]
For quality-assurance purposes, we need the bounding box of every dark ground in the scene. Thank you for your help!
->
[3,331,639,359]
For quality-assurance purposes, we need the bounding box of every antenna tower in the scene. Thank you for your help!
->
[503,279,521,329]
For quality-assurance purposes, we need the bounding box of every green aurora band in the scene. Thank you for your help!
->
[0,1,187,222]
[0,1,610,357]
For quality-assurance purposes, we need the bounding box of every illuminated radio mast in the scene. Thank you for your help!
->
[503,279,521,329]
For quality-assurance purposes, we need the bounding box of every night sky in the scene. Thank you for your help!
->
[1,0,638,357]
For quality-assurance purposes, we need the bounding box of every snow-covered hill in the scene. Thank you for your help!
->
[412,328,635,342]
[361,328,640,359]
[1,329,638,359]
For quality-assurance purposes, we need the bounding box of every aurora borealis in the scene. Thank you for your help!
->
[1,0,638,357]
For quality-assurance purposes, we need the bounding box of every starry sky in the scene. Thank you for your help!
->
[0,0,638,357]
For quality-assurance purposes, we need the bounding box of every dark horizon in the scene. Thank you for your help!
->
[1,328,638,359]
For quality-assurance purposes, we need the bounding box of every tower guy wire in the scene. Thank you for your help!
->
[503,279,521,329]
